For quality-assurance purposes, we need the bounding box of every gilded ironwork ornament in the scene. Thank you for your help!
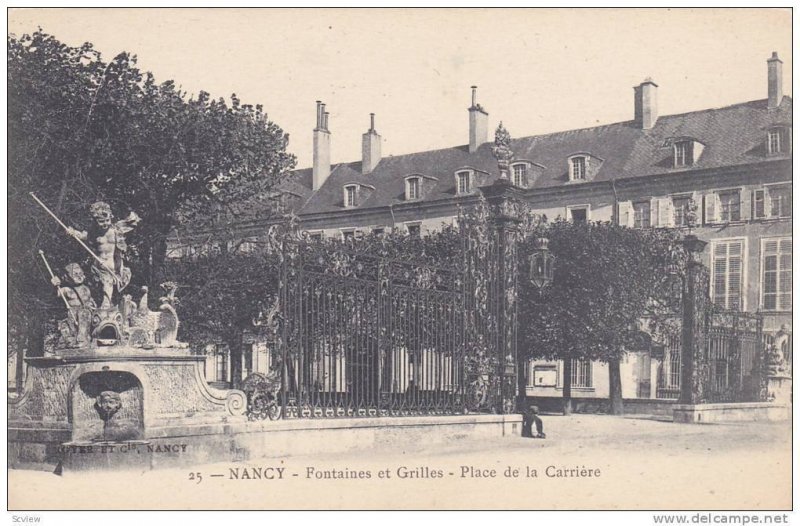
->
[492,122,514,178]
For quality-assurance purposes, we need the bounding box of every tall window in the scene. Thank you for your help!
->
[668,343,681,389]
[570,359,592,388]
[674,141,692,167]
[215,347,228,383]
[767,127,789,154]
[344,185,357,207]
[752,189,766,219]
[768,129,782,154]
[769,185,792,218]
[569,206,588,223]
[762,238,792,311]
[672,196,692,227]
[570,157,586,180]
[407,177,421,200]
[712,359,730,391]
[512,164,527,187]
[712,240,745,310]
[633,201,651,229]
[718,191,741,222]
[456,171,471,194]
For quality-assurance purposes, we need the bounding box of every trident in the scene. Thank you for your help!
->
[30,192,124,285]
[38,250,78,327]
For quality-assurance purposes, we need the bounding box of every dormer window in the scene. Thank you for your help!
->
[567,153,602,182]
[671,138,704,168]
[456,171,471,194]
[344,184,358,208]
[512,163,528,187]
[570,156,586,180]
[406,177,421,200]
[767,127,790,155]
[674,141,692,167]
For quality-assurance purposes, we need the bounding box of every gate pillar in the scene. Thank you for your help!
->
[679,234,709,405]
[480,177,524,414]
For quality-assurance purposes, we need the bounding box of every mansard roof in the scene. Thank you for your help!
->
[295,97,792,216]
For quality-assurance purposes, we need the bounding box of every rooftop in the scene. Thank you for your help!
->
[287,97,791,216]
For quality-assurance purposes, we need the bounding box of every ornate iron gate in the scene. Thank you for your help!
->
[244,180,529,421]
[658,311,765,402]
[272,235,470,418]
[704,309,764,403]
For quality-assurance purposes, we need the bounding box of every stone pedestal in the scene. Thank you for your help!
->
[8,346,246,469]
[767,375,792,404]
[673,402,790,423]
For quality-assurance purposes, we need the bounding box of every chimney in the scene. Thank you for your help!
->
[312,101,331,191]
[361,113,381,174]
[634,78,658,129]
[468,86,488,153]
[768,52,783,109]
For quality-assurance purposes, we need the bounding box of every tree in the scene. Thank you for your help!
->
[8,30,295,365]
[518,220,684,415]
[163,246,280,388]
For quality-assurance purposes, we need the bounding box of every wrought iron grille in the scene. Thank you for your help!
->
[703,309,764,403]
[656,309,766,403]
[656,335,682,399]
[274,238,470,418]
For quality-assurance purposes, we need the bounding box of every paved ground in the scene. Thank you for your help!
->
[8,414,792,510]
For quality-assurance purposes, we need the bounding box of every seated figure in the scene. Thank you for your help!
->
[52,263,96,347]
[521,404,546,439]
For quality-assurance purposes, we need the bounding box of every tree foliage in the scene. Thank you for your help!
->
[517,219,686,413]
[8,30,295,356]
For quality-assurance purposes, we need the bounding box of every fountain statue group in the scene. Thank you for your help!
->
[9,197,246,468]
[34,196,181,351]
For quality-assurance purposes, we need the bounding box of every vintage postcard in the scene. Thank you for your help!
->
[6,7,793,515]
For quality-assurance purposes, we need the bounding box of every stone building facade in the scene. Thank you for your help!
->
[170,54,791,398]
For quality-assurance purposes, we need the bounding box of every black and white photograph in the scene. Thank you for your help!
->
[6,7,794,516]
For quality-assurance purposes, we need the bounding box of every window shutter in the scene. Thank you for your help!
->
[649,198,658,227]
[657,197,674,227]
[740,189,751,221]
[618,201,634,227]
[704,193,720,224]
[763,188,773,218]
[752,189,766,219]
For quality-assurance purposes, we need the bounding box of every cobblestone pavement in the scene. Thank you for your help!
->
[8,414,792,510]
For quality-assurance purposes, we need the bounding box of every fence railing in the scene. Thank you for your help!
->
[655,311,770,402]
[259,239,474,419]
[705,321,763,403]
[656,336,682,399]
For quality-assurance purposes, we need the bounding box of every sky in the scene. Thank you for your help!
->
[7,8,793,169]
